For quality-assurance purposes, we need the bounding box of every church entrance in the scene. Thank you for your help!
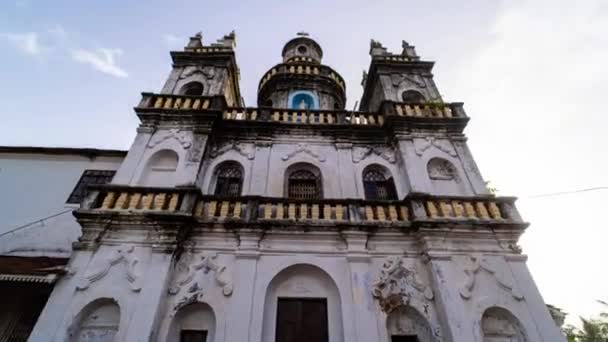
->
[275,298,328,342]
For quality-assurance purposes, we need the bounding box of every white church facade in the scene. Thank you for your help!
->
[0,33,565,342]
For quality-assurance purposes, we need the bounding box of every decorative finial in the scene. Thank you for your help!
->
[297,31,309,37]
[187,32,203,49]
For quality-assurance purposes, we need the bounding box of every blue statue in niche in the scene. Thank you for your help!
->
[289,91,318,110]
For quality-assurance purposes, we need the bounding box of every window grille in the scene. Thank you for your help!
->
[288,170,321,200]
[215,165,243,197]
[66,170,116,204]
[363,168,397,200]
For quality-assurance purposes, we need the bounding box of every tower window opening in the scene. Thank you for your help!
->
[363,167,397,200]
[401,90,425,103]
[214,163,243,197]
[288,169,322,200]
[180,82,204,96]
[297,45,308,54]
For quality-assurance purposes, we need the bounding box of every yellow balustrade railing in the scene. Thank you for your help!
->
[394,103,454,118]
[424,199,503,220]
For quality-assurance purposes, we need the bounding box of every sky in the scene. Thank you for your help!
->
[1,0,607,327]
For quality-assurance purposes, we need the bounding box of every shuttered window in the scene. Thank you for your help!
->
[363,168,397,200]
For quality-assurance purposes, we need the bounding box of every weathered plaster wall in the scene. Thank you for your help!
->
[0,152,123,257]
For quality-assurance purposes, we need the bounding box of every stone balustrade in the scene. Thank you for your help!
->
[383,101,467,119]
[223,108,384,126]
[84,185,194,213]
[258,63,345,91]
[79,186,525,229]
[136,93,223,111]
[184,46,232,53]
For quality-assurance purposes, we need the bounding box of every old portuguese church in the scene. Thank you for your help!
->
[0,32,565,342]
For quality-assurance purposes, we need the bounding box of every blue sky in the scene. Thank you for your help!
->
[2,0,608,326]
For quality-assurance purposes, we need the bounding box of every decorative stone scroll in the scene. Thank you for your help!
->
[352,146,396,164]
[169,252,233,312]
[282,143,325,163]
[372,256,434,313]
[209,140,255,160]
[390,73,427,88]
[460,255,524,301]
[413,137,457,157]
[76,245,141,292]
[148,128,192,149]
[179,65,216,80]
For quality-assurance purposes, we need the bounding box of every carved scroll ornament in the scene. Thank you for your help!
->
[209,140,255,160]
[414,137,457,157]
[372,256,434,313]
[147,128,192,149]
[460,255,524,301]
[169,252,233,312]
[282,143,325,163]
[352,146,396,164]
[76,245,141,292]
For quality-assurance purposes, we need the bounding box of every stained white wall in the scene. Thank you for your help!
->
[0,150,123,257]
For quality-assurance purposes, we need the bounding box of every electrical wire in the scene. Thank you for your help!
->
[0,209,73,239]
[524,186,608,199]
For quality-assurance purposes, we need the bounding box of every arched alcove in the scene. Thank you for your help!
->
[179,81,204,96]
[69,298,120,342]
[168,302,216,342]
[481,307,527,342]
[262,264,344,342]
[401,89,425,103]
[288,90,319,110]
[386,306,434,342]
[139,149,179,187]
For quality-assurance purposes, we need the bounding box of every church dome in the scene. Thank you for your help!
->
[257,33,345,110]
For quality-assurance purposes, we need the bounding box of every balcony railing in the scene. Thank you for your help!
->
[79,185,525,229]
[136,93,225,112]
[258,64,345,91]
[222,108,384,126]
[382,101,467,119]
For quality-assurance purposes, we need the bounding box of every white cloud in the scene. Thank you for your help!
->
[71,48,128,78]
[1,32,43,56]
[163,33,184,47]
[445,0,608,325]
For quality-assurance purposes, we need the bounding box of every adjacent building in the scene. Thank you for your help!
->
[1,32,564,342]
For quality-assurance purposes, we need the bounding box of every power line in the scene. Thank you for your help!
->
[524,186,608,199]
[0,209,73,240]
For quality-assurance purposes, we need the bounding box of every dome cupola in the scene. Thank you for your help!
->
[258,33,345,110]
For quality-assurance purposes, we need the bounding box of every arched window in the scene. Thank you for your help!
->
[289,90,319,110]
[140,149,179,187]
[287,165,322,200]
[401,89,425,103]
[70,299,120,342]
[427,158,460,182]
[363,166,398,200]
[481,307,526,342]
[180,81,204,96]
[214,162,243,197]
